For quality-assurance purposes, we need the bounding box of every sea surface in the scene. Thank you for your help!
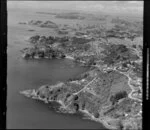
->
[7,9,106,129]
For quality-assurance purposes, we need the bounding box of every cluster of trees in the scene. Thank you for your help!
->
[68,91,101,118]
[25,34,94,60]
[132,62,142,78]
[29,35,70,45]
[110,91,128,105]
[23,46,65,59]
[110,17,142,41]
[61,37,92,53]
[71,37,91,44]
[111,17,132,28]
[74,55,96,66]
[107,25,140,41]
[29,35,57,45]
[101,44,130,65]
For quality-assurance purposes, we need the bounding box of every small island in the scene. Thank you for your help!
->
[19,20,58,28]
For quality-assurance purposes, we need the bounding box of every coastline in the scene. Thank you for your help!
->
[20,89,112,130]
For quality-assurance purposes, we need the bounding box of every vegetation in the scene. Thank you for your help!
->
[71,37,91,44]
[22,46,65,59]
[132,62,142,78]
[110,91,128,104]
[101,44,139,66]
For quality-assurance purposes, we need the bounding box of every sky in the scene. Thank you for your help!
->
[7,1,143,16]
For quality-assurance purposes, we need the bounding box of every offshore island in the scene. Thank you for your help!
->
[20,12,143,130]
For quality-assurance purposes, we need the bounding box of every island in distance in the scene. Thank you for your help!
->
[19,3,143,130]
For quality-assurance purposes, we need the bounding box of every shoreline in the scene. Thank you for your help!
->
[22,53,88,65]
[20,89,113,130]
[65,55,75,60]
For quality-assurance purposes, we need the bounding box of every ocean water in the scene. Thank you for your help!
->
[7,9,106,129]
